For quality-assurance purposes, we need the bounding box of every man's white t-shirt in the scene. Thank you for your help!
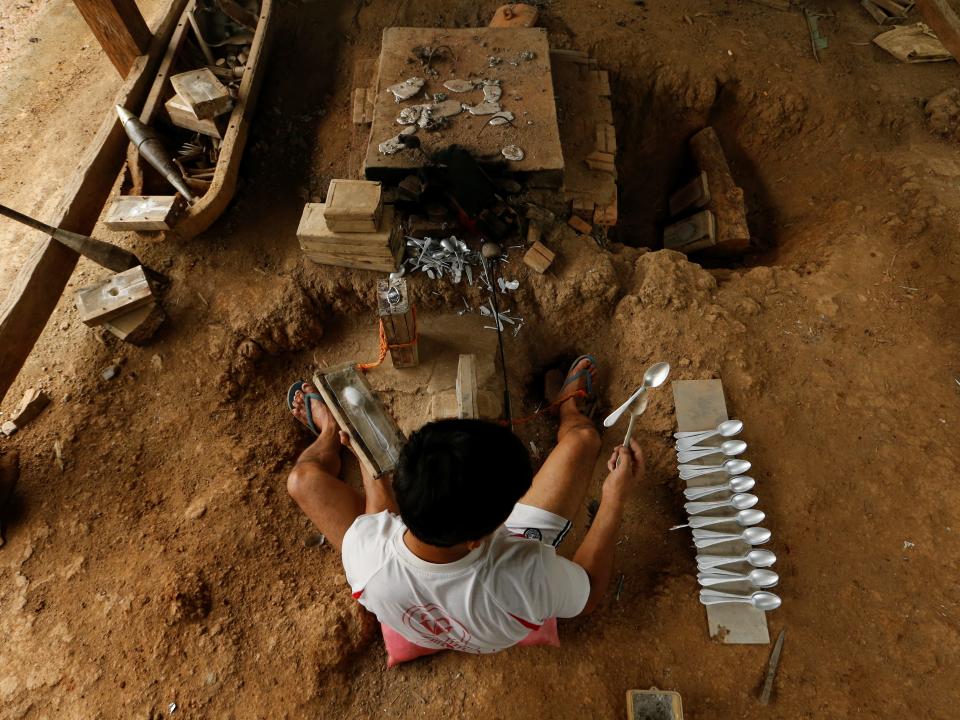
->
[341,511,590,654]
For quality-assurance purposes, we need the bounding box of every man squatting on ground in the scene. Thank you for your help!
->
[286,357,643,654]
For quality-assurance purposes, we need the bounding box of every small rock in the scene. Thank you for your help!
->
[184,498,207,520]
[1,421,17,437]
[101,365,120,381]
[151,354,163,371]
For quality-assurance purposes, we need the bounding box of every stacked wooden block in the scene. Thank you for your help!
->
[297,180,402,272]
[74,266,165,344]
[164,68,234,139]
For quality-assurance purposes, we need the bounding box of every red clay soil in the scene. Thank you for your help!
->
[1,1,960,718]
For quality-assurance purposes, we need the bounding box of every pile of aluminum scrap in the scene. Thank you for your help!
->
[403,236,477,283]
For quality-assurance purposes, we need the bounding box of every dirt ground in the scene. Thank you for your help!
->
[2,0,960,718]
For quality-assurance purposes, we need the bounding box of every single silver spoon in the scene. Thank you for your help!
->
[607,362,670,468]
[698,568,779,589]
[679,458,751,480]
[685,492,758,515]
[693,527,771,549]
[677,439,747,464]
[683,476,755,500]
[670,509,765,530]
[603,362,671,429]
[675,419,744,450]
[699,590,781,611]
[696,549,777,570]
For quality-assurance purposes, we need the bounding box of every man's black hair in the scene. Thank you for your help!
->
[394,418,533,547]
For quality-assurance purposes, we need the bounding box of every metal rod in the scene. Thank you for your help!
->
[482,254,513,429]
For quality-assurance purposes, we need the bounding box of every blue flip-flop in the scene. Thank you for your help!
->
[287,380,325,436]
[559,354,599,403]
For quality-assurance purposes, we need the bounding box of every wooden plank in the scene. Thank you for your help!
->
[0,0,188,406]
[916,0,960,59]
[298,204,397,248]
[313,364,406,478]
[689,127,750,255]
[456,354,478,419]
[104,195,184,230]
[103,301,165,344]
[672,379,770,645]
[75,266,154,325]
[74,0,151,78]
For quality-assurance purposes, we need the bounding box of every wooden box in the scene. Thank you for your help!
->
[297,203,401,272]
[324,179,383,233]
[169,68,233,120]
[376,277,418,368]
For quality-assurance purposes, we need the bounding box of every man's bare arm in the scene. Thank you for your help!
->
[572,440,643,614]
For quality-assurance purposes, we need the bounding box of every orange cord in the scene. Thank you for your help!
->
[356,308,419,371]
[499,388,588,427]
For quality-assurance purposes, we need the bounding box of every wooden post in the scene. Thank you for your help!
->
[74,0,152,78]
[0,0,188,405]
[688,127,750,255]
[376,278,419,368]
[456,354,478,419]
[916,0,960,60]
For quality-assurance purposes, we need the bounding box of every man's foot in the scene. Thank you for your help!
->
[291,382,337,435]
[548,356,598,412]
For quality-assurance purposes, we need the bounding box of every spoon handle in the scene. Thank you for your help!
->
[692,529,739,539]
[683,485,728,500]
[677,447,723,463]
[678,464,725,480]
[698,574,750,587]
[684,499,731,514]
[696,554,749,569]
[694,536,740,549]
[674,429,718,440]
[699,596,754,606]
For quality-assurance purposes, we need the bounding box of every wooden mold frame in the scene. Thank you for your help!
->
[313,363,406,478]
[672,379,770,645]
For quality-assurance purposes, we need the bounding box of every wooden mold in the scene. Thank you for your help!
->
[104,194,185,231]
[325,179,383,233]
[75,265,154,326]
[313,363,406,478]
[169,67,232,119]
[376,277,418,368]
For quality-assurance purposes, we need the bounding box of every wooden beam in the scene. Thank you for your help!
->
[74,0,152,78]
[916,0,960,60]
[0,0,188,405]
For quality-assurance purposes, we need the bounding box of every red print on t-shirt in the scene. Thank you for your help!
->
[401,604,476,652]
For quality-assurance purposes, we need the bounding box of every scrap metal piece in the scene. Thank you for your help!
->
[488,55,503,67]
[482,80,503,104]
[465,101,502,116]
[759,629,786,704]
[116,106,196,202]
[488,111,515,126]
[387,77,424,102]
[433,92,448,102]
[501,144,525,161]
[443,79,475,93]
[429,99,464,118]
[378,126,418,155]
[396,105,423,125]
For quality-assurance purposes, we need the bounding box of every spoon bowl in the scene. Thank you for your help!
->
[671,508,765,530]
[677,439,748,463]
[342,386,364,407]
[675,418,744,441]
[603,361,672,428]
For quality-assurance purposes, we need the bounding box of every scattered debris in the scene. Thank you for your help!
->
[862,0,913,25]
[487,111,515,127]
[466,101,503,116]
[615,573,625,601]
[104,302,166,345]
[803,9,830,63]
[387,77,425,102]
[501,144,525,161]
[874,23,952,62]
[378,125,419,155]
[3,388,50,435]
[304,532,326,547]
[497,277,519,293]
[443,79,475,93]
[0,422,16,438]
[101,365,121,381]
[53,439,64,471]
[489,3,540,28]
[759,628,786,704]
